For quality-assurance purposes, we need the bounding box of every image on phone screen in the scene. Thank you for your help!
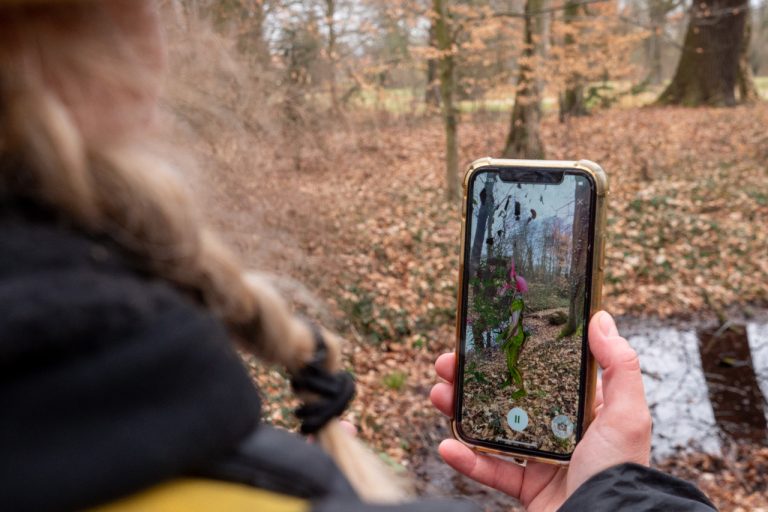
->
[458,168,594,457]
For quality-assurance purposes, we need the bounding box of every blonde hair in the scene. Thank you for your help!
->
[0,1,404,502]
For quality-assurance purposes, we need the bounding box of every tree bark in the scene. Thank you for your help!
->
[433,0,460,200]
[647,22,663,85]
[657,0,749,106]
[737,10,761,102]
[559,0,587,121]
[503,0,545,159]
[644,0,674,85]
[425,24,441,108]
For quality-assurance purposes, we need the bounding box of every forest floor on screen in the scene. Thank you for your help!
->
[462,310,582,454]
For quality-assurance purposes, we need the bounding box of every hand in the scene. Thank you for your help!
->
[429,311,651,511]
[339,420,357,436]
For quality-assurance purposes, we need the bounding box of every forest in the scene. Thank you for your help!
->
[160,0,768,509]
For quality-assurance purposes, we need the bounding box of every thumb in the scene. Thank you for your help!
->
[588,311,648,420]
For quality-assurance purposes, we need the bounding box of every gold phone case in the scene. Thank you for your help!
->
[451,158,609,466]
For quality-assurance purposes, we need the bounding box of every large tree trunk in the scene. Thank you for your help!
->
[737,10,761,102]
[559,0,587,121]
[433,0,460,200]
[562,178,590,337]
[657,0,750,106]
[502,0,545,159]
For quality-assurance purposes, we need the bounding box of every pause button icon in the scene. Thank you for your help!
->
[507,407,529,432]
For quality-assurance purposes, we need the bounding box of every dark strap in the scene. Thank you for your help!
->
[290,324,356,434]
[195,425,357,499]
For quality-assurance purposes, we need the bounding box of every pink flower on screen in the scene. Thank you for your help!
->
[508,259,528,293]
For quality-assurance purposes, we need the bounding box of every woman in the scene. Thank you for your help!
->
[0,1,409,509]
[0,0,716,510]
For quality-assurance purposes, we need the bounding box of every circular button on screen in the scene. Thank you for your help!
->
[551,415,574,439]
[507,407,529,432]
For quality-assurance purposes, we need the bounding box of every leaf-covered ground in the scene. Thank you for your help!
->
[194,104,768,511]
[461,313,581,455]
[657,444,768,512]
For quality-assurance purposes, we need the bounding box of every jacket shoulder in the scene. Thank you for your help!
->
[88,479,309,512]
[559,463,718,511]
[0,216,262,512]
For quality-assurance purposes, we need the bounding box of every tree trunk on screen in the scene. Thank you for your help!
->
[559,0,587,121]
[470,177,495,271]
[470,177,495,350]
[657,0,749,106]
[502,0,545,159]
[433,0,460,200]
[562,179,590,337]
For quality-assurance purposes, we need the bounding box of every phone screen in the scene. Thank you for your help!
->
[456,167,595,459]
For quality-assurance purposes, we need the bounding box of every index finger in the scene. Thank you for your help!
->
[435,352,455,383]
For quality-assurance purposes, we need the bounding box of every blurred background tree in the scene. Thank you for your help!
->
[658,0,758,105]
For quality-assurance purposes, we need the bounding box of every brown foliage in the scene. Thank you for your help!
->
[161,8,767,509]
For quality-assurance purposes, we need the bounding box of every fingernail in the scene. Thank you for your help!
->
[598,311,618,337]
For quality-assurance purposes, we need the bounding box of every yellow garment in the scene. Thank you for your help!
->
[89,479,309,512]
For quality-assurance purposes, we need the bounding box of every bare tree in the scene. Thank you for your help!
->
[502,0,545,159]
[559,0,587,120]
[324,0,340,112]
[425,23,441,108]
[644,0,678,84]
[433,0,460,200]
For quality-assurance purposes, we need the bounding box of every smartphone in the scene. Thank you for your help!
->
[452,158,608,465]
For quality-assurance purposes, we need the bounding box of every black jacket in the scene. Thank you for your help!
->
[560,463,716,511]
[0,206,715,511]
